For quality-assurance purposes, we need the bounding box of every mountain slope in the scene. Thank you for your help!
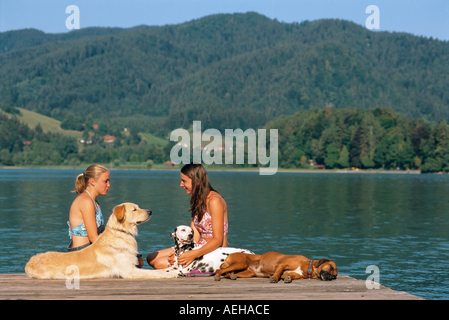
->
[1,13,448,134]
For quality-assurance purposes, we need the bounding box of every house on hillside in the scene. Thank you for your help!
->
[78,139,92,144]
[104,136,116,143]
[309,159,326,170]
[164,161,175,167]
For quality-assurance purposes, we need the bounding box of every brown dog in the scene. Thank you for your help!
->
[214,251,338,283]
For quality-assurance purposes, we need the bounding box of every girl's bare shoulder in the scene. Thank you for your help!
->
[71,193,95,211]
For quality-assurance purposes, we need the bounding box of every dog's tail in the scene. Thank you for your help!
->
[25,253,47,279]
[25,252,68,279]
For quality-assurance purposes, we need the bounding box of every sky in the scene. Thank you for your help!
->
[0,0,448,41]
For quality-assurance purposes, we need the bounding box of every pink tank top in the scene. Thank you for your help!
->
[193,211,228,243]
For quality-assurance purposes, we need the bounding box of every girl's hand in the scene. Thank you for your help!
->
[168,250,176,265]
[177,250,199,266]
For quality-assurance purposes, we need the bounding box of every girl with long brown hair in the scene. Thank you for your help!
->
[147,163,228,269]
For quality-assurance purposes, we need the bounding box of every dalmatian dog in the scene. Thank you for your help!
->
[167,225,254,275]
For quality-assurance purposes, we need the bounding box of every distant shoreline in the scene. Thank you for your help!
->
[0,164,425,174]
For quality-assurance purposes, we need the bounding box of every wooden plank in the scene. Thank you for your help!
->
[0,274,422,300]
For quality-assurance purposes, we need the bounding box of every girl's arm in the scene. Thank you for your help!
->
[79,198,99,243]
[178,196,224,266]
[190,220,201,244]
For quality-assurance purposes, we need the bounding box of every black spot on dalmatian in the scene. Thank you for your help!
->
[220,259,225,262]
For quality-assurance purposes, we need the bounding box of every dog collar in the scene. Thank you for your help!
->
[307,260,314,279]
[107,226,134,237]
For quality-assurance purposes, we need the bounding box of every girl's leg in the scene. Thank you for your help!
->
[146,247,174,269]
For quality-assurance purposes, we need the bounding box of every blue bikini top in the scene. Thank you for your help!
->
[68,190,105,239]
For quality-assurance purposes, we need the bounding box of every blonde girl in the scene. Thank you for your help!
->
[67,164,110,251]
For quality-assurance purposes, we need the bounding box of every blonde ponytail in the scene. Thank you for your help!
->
[73,164,109,194]
[75,173,87,194]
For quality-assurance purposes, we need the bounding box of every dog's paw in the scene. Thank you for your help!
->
[214,275,221,281]
[230,273,237,280]
[269,277,278,283]
[284,275,292,283]
[162,271,179,278]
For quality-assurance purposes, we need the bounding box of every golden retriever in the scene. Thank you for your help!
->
[25,203,178,279]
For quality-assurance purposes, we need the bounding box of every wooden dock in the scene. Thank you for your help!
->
[0,273,422,300]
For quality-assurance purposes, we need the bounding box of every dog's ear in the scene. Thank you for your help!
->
[171,227,178,240]
[113,204,126,222]
[316,258,332,268]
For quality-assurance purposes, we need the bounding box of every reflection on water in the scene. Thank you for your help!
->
[0,169,448,299]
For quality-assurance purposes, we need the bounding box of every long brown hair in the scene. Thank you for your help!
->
[74,164,109,194]
[181,163,216,222]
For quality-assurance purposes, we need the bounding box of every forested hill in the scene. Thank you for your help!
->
[1,12,449,136]
[266,107,448,172]
[0,27,127,54]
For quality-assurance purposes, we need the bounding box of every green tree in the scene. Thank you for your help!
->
[442,144,449,172]
[361,154,375,169]
[421,158,442,173]
[324,143,339,169]
[290,149,305,168]
[349,123,366,168]
[373,143,385,168]
[398,140,414,169]
[337,145,349,168]
[60,113,84,131]
[0,149,13,165]
[431,119,449,162]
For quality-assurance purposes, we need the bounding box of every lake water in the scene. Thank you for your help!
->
[0,168,448,300]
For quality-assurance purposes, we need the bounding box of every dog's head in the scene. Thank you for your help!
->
[315,258,338,281]
[108,203,152,235]
[171,225,194,246]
